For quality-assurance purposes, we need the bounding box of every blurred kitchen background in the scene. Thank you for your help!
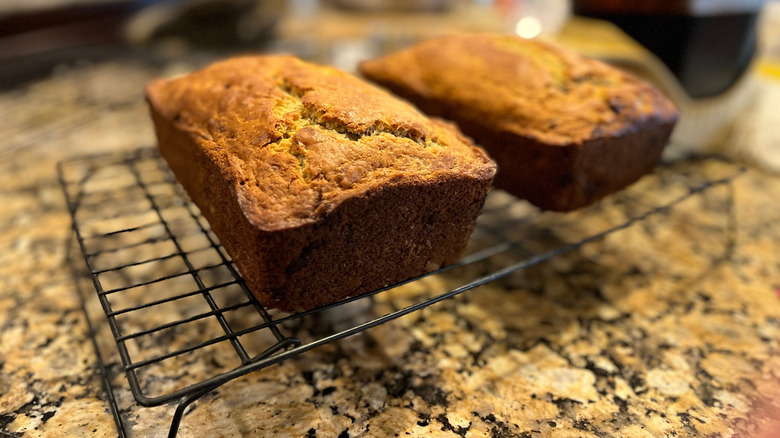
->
[2,0,780,170]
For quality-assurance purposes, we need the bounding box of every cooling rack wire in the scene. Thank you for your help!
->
[58,147,742,437]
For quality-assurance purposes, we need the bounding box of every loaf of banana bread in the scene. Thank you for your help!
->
[146,55,496,312]
[359,34,679,211]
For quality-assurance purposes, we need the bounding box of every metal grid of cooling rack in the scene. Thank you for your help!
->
[59,147,741,438]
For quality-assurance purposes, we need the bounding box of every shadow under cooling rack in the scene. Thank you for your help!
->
[59,147,742,437]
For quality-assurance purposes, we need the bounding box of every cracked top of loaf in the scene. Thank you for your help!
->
[145,55,496,231]
[359,34,679,146]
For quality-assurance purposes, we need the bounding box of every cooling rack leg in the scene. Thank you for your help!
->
[67,234,128,437]
[168,384,218,438]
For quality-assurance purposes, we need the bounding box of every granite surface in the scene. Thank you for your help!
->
[1,58,780,438]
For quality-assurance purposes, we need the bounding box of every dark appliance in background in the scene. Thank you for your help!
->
[573,0,764,98]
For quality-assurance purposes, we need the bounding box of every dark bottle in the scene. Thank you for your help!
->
[572,0,763,98]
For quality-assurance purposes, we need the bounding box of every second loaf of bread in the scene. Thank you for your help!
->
[145,55,497,312]
[360,34,679,211]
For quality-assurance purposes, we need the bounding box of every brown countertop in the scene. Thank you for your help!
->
[1,55,780,438]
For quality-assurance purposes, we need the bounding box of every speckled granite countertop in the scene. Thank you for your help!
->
[2,58,780,438]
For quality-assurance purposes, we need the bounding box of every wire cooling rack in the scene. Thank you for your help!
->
[59,147,741,437]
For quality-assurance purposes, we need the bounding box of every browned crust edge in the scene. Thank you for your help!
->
[148,93,493,312]
[363,75,676,212]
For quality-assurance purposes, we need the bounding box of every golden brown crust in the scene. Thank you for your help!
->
[146,55,496,311]
[359,33,679,211]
